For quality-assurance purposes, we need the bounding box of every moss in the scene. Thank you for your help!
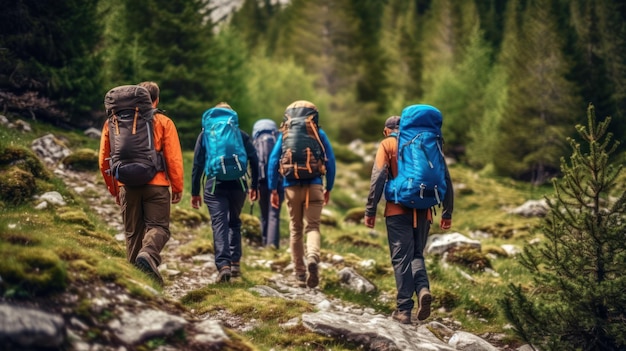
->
[438,289,460,310]
[178,238,214,259]
[483,244,508,258]
[171,207,208,227]
[0,144,50,180]
[446,247,492,272]
[0,247,67,297]
[0,166,37,205]
[343,207,364,224]
[318,213,336,227]
[332,234,382,250]
[61,148,99,171]
[240,213,262,245]
[56,209,95,230]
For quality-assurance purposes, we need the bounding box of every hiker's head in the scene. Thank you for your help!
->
[383,115,400,137]
[215,102,233,110]
[138,81,160,107]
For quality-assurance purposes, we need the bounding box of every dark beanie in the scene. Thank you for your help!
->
[385,116,400,129]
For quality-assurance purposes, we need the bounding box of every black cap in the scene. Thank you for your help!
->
[385,116,400,129]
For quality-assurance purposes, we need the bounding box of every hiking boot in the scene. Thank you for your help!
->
[135,254,164,286]
[217,266,231,283]
[295,273,307,288]
[391,309,412,325]
[231,263,241,278]
[416,288,432,321]
[306,261,319,288]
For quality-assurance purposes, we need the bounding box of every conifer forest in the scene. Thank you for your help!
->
[1,0,625,182]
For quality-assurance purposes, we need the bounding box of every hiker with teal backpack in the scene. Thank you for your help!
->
[365,107,454,324]
[267,100,336,289]
[191,102,259,283]
[252,119,284,249]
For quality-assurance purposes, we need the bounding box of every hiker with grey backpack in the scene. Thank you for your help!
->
[99,82,184,286]
[252,118,284,249]
[365,107,454,325]
[190,102,259,283]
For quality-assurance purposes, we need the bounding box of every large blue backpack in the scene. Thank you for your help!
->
[252,119,278,182]
[384,104,447,209]
[201,107,248,181]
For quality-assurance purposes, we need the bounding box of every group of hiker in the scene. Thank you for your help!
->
[98,82,453,324]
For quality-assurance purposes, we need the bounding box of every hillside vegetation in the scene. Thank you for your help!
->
[0,117,557,350]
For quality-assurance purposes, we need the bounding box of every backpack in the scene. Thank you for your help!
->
[201,106,248,181]
[104,85,164,187]
[279,100,327,180]
[252,119,278,182]
[384,104,447,209]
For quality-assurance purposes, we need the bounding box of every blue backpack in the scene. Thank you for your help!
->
[384,104,447,209]
[201,107,248,181]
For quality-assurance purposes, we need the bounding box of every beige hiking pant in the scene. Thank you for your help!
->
[285,184,324,276]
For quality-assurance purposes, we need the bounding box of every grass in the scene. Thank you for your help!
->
[0,119,564,349]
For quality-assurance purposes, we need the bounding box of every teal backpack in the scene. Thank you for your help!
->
[384,104,447,209]
[201,107,248,181]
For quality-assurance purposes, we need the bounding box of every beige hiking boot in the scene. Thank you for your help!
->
[391,309,412,324]
[416,288,432,321]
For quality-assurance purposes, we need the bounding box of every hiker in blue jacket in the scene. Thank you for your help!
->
[191,102,259,283]
[267,100,336,289]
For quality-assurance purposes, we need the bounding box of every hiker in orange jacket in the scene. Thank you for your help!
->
[98,81,184,286]
[364,115,453,324]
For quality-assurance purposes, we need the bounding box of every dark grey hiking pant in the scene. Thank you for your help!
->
[120,185,171,266]
[204,185,247,271]
[385,211,431,312]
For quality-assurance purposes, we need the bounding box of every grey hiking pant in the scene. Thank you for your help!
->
[120,185,171,266]
[204,184,247,271]
[385,211,431,312]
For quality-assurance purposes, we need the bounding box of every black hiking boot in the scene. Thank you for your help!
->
[135,254,164,286]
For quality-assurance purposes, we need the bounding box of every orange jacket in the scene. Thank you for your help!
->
[98,112,184,197]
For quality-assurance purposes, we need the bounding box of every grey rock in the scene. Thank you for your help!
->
[0,303,65,349]
[108,309,187,346]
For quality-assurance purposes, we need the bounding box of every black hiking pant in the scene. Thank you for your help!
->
[386,211,431,312]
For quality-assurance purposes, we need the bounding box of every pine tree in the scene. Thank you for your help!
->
[493,0,582,184]
[0,0,103,127]
[500,103,626,350]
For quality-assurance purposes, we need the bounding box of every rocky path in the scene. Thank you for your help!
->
[45,157,517,351]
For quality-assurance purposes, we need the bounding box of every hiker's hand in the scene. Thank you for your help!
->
[191,196,202,209]
[364,215,376,228]
[323,190,330,205]
[249,189,258,202]
[440,218,452,230]
[171,192,182,204]
[271,190,280,209]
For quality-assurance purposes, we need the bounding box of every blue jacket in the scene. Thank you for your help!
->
[267,129,335,192]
